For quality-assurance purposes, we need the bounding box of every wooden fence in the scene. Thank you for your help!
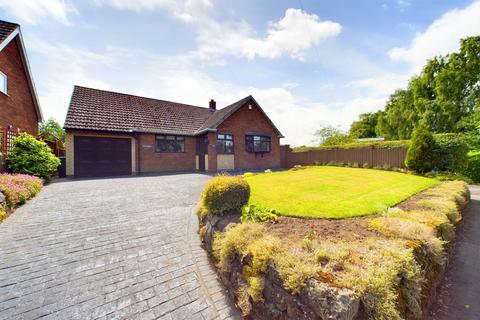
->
[0,126,19,172]
[280,145,408,168]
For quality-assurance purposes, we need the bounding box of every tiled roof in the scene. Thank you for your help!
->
[0,20,18,45]
[64,86,216,135]
[65,86,283,137]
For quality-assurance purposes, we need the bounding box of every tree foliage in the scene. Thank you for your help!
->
[39,118,65,149]
[314,126,352,146]
[7,133,60,179]
[367,36,480,141]
[405,125,437,173]
[349,111,381,138]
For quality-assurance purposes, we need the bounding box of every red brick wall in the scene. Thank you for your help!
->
[0,38,39,135]
[138,133,197,172]
[216,99,281,170]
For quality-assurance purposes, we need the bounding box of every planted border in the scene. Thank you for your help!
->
[198,177,469,319]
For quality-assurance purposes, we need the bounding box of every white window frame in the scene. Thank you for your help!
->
[0,71,7,95]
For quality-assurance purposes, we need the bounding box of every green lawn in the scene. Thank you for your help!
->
[245,166,438,218]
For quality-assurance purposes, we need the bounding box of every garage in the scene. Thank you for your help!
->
[74,136,132,177]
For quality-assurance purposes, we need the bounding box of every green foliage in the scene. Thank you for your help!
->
[369,36,480,140]
[0,174,43,208]
[434,133,468,172]
[293,139,409,152]
[7,133,60,179]
[241,205,278,223]
[405,125,437,173]
[201,175,250,215]
[314,125,352,146]
[349,111,381,138]
[463,151,480,182]
[39,118,65,147]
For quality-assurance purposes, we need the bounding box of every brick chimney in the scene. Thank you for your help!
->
[209,99,216,111]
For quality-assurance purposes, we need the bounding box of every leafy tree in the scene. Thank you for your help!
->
[314,126,352,146]
[372,36,480,140]
[39,118,65,149]
[7,133,60,179]
[405,125,437,173]
[349,111,381,138]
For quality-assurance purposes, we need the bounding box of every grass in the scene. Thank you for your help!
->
[244,166,438,218]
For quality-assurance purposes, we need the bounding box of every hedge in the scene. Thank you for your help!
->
[463,151,480,182]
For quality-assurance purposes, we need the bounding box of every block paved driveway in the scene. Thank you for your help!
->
[0,174,240,320]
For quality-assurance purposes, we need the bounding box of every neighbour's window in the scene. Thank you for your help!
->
[155,135,185,152]
[0,71,7,95]
[245,135,271,153]
[217,133,234,154]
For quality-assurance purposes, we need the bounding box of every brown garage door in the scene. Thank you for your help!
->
[74,136,132,177]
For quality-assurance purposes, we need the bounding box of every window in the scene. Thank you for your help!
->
[245,135,271,153]
[0,71,7,95]
[155,135,185,152]
[217,133,234,154]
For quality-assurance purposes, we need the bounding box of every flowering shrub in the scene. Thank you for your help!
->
[0,174,43,208]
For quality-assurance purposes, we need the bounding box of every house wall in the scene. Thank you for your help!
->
[0,38,39,135]
[138,133,197,172]
[215,100,281,171]
[65,131,137,177]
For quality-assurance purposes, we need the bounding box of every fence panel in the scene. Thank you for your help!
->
[281,146,408,168]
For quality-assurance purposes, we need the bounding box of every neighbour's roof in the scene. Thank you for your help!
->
[64,86,283,137]
[0,20,18,44]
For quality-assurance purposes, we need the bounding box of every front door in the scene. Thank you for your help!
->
[196,135,209,171]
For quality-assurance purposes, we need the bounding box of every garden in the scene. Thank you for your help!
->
[0,123,61,222]
[198,167,470,320]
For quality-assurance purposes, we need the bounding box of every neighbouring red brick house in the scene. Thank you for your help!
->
[0,20,43,170]
[64,86,283,177]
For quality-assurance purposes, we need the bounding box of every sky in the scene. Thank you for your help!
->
[1,0,480,146]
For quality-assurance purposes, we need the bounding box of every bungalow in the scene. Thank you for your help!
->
[64,86,283,177]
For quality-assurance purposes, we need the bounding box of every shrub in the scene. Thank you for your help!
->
[241,205,278,223]
[7,133,60,179]
[434,133,468,172]
[201,175,250,215]
[405,125,437,173]
[463,151,480,182]
[0,174,43,208]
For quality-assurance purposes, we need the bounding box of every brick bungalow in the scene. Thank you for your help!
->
[64,86,283,177]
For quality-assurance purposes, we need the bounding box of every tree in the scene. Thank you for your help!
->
[405,125,437,173]
[314,126,352,146]
[7,133,61,179]
[39,118,65,150]
[370,36,480,140]
[349,112,381,138]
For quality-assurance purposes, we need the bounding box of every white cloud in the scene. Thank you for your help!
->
[389,1,480,71]
[93,0,212,22]
[0,0,76,25]
[348,73,409,98]
[191,8,341,61]
[27,38,114,123]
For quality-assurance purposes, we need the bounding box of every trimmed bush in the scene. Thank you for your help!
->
[7,133,60,179]
[463,151,480,182]
[434,133,468,172]
[405,125,437,173]
[201,175,250,215]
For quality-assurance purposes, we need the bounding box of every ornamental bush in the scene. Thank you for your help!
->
[7,133,60,179]
[201,175,250,215]
[405,125,437,174]
[463,151,480,182]
[0,174,43,208]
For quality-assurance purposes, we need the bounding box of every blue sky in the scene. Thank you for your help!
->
[1,0,479,145]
